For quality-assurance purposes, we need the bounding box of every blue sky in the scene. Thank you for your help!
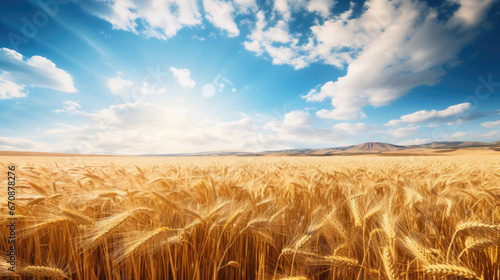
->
[0,0,500,154]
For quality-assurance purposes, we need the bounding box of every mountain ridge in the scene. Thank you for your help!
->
[2,140,499,157]
[146,140,500,156]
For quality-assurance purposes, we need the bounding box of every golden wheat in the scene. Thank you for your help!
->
[0,155,499,279]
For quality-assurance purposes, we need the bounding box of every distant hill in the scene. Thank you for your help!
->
[141,140,499,157]
[348,142,404,152]
[2,140,500,157]
[413,141,492,149]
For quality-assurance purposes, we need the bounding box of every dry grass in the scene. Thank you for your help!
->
[1,155,499,279]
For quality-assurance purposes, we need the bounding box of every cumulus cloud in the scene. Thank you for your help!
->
[139,82,166,95]
[397,138,432,146]
[79,0,495,110]
[332,122,378,134]
[448,0,495,28]
[385,103,472,126]
[170,67,196,88]
[87,101,193,130]
[233,0,258,13]
[480,130,499,138]
[0,136,50,151]
[435,130,498,141]
[481,120,500,128]
[303,0,496,120]
[107,76,134,95]
[203,0,240,37]
[386,125,420,139]
[448,131,469,138]
[54,101,82,114]
[306,0,335,17]
[265,110,313,136]
[45,104,348,154]
[262,110,346,147]
[47,101,201,154]
[243,11,309,69]
[107,74,165,95]
[80,0,259,39]
[0,79,27,99]
[0,48,76,98]
[81,0,202,40]
[273,0,335,20]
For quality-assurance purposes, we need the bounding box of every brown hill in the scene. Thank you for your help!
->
[348,142,404,152]
[2,140,499,157]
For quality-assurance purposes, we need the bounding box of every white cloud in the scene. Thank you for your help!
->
[438,103,473,118]
[0,48,76,98]
[203,0,240,37]
[82,0,202,40]
[398,138,431,146]
[481,120,500,128]
[170,67,196,88]
[0,79,27,99]
[274,0,292,21]
[448,0,495,28]
[449,131,468,138]
[385,102,472,126]
[386,125,420,139]
[79,0,262,39]
[243,11,309,69]
[107,74,165,96]
[233,0,258,13]
[264,20,292,43]
[282,110,312,127]
[480,130,498,138]
[54,101,82,114]
[262,110,344,145]
[333,122,377,134]
[307,0,335,17]
[107,76,134,95]
[273,0,335,20]
[80,0,495,99]
[87,102,193,131]
[42,105,350,154]
[437,130,498,141]
[264,110,312,134]
[0,136,50,151]
[139,82,166,95]
[303,0,495,120]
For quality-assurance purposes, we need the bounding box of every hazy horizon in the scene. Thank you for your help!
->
[1,0,500,155]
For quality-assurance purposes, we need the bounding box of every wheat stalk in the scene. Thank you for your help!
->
[7,156,500,279]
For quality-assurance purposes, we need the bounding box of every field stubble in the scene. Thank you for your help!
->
[0,156,499,280]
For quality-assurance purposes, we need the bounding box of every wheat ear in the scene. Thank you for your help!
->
[121,227,170,260]
[19,265,70,279]
[83,207,152,248]
[422,264,478,279]
[382,247,398,280]
[447,222,500,262]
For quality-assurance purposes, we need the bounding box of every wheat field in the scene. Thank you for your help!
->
[1,155,499,280]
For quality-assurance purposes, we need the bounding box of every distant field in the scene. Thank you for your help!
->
[1,155,499,279]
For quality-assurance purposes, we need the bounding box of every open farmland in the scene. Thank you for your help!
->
[1,155,499,280]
